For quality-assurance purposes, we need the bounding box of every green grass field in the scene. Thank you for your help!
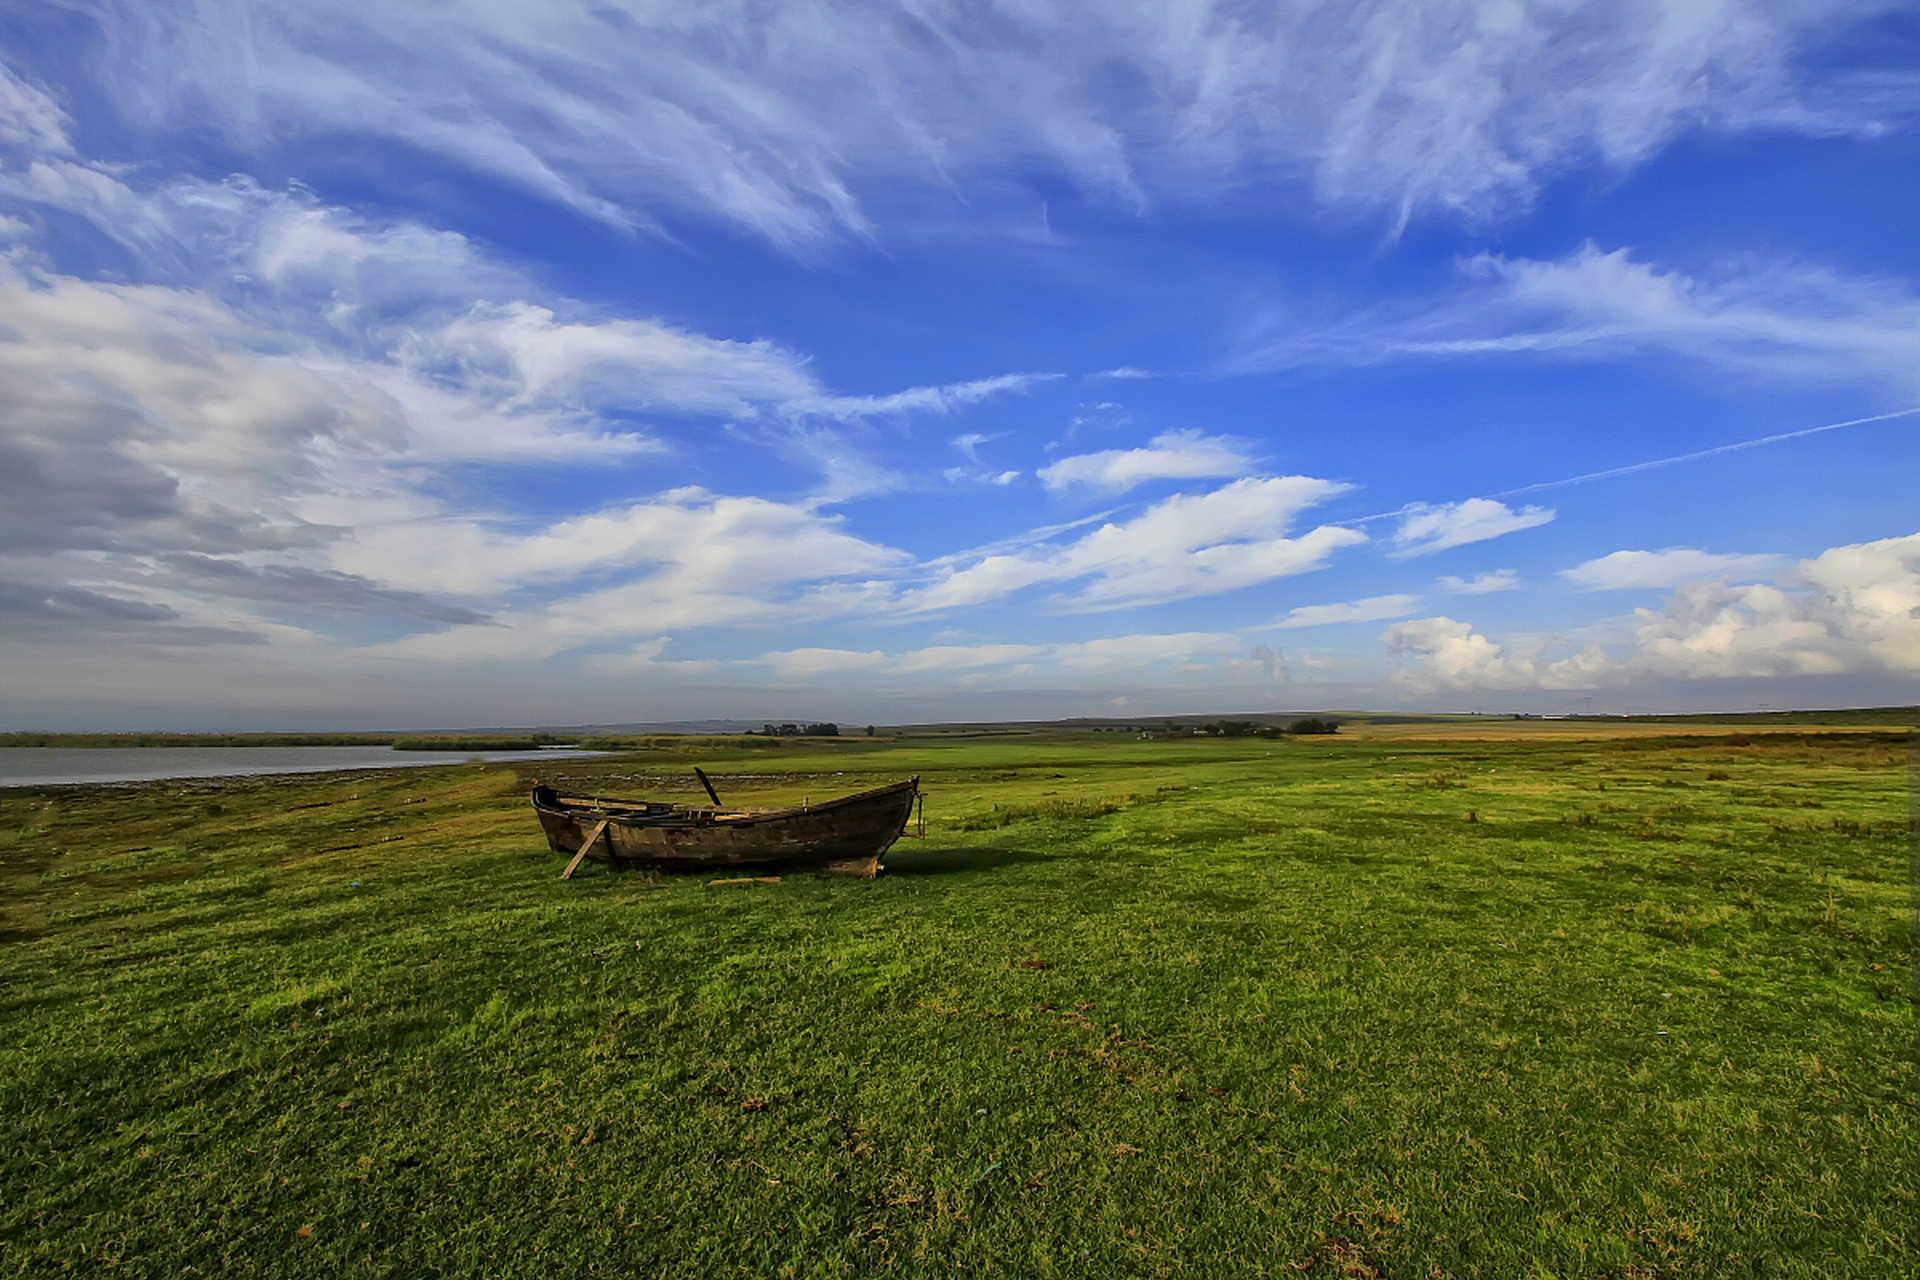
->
[1,728,1911,1277]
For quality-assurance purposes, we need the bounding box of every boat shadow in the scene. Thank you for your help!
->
[881,845,1046,876]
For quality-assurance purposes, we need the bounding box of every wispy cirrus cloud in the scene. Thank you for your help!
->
[1243,242,1920,395]
[425,301,820,425]
[797,374,1056,422]
[1420,245,1920,392]
[951,432,1007,462]
[0,63,73,154]
[12,1,1887,250]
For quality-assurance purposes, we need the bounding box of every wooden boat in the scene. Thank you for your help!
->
[531,774,921,879]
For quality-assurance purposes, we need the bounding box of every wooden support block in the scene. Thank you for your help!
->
[816,855,882,877]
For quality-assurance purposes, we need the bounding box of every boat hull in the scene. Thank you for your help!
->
[531,777,919,877]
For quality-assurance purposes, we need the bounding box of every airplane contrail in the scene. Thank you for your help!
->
[1337,405,1920,526]
[1492,406,1920,499]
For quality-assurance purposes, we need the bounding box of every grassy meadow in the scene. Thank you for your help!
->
[0,726,1912,1277]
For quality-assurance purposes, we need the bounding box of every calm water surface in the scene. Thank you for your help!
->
[0,746,607,788]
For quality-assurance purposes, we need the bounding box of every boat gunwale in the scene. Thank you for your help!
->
[534,776,919,827]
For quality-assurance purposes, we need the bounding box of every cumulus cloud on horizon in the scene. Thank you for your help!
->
[1385,531,1920,695]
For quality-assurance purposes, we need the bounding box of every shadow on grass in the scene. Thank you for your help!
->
[881,845,1046,876]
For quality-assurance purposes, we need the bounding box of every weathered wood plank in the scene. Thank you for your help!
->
[531,776,919,876]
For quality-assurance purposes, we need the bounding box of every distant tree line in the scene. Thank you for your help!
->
[0,732,400,748]
[750,722,840,737]
[1204,718,1341,738]
[390,735,556,751]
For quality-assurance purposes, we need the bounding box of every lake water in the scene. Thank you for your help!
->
[0,746,608,788]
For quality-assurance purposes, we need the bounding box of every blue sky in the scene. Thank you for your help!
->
[2,1,1917,730]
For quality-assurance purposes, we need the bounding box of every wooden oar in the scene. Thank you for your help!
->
[561,819,609,880]
[693,767,722,806]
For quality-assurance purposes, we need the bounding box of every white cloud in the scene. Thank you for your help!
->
[344,487,903,599]
[1561,548,1782,591]
[1059,478,1364,609]
[1621,535,1920,680]
[0,153,1037,469]
[1276,594,1424,629]
[428,301,819,423]
[0,158,830,439]
[1438,569,1521,594]
[910,553,1060,613]
[0,251,921,656]
[17,1,1883,248]
[1624,580,1843,679]
[0,156,1077,657]
[1038,430,1255,493]
[1385,617,1557,693]
[1791,533,1920,671]
[0,246,910,619]
[1391,499,1554,557]
[1386,531,1920,693]
[912,476,1364,612]
[0,267,404,559]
